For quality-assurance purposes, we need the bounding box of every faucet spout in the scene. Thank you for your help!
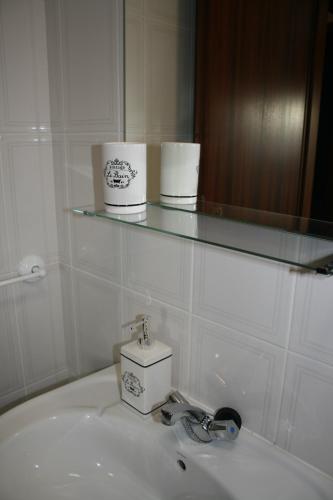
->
[161,403,207,426]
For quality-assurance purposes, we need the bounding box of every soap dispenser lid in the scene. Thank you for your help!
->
[121,340,172,367]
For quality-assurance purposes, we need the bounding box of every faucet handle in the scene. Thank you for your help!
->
[209,407,242,441]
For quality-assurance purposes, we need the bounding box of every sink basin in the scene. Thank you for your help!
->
[0,409,224,500]
[1,365,332,500]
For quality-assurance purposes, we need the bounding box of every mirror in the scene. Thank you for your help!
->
[124,0,196,200]
[124,0,333,223]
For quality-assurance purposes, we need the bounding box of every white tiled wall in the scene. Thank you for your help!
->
[42,0,192,386]
[118,228,333,477]
[44,0,124,381]
[1,0,125,409]
[73,269,122,374]
[193,245,294,346]
[0,0,67,409]
[276,353,333,477]
[122,225,192,308]
[190,317,286,443]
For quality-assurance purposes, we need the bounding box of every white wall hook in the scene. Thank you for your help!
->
[0,255,47,288]
[18,255,46,282]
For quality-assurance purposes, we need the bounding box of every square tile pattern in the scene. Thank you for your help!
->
[122,226,192,310]
[190,317,286,442]
[277,354,333,477]
[193,244,295,347]
[73,269,122,375]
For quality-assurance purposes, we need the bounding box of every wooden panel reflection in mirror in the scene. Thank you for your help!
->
[195,0,329,217]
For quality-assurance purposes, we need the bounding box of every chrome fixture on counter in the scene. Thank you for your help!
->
[161,391,242,443]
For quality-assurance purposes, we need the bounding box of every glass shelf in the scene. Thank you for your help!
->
[72,203,333,276]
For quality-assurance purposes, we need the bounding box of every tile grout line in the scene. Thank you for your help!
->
[119,226,125,348]
[273,271,298,444]
[184,241,195,395]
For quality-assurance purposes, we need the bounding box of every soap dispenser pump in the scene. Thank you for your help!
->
[120,315,172,415]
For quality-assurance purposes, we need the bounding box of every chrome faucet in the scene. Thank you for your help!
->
[161,391,242,443]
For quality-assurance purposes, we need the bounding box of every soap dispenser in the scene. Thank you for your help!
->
[120,315,172,415]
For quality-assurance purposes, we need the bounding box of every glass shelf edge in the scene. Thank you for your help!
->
[71,206,333,276]
[148,201,333,242]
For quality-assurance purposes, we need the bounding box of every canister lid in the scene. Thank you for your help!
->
[120,340,172,367]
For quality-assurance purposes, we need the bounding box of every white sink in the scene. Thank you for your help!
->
[0,365,332,500]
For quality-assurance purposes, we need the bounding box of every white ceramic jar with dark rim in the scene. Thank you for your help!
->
[102,142,147,214]
[160,142,201,205]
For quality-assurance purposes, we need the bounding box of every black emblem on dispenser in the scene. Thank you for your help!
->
[122,371,145,397]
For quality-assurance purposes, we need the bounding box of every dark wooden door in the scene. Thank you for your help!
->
[195,0,328,215]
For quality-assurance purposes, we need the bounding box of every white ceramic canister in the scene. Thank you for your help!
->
[160,142,201,205]
[102,142,147,214]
